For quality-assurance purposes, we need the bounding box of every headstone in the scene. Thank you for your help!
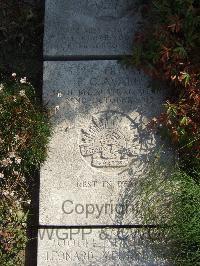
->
[39,60,169,226]
[37,228,170,265]
[44,0,139,57]
[38,0,174,264]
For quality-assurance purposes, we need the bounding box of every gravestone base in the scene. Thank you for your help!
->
[38,228,170,265]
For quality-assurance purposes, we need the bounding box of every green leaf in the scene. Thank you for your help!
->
[180,116,188,126]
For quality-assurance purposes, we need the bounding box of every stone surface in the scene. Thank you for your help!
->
[44,0,139,57]
[37,228,170,265]
[39,60,172,226]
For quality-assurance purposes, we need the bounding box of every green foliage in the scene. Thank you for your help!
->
[127,2,200,262]
[0,76,51,264]
[0,196,27,266]
[0,1,46,264]
[0,77,51,176]
[169,171,200,265]
[137,157,200,265]
[129,0,200,161]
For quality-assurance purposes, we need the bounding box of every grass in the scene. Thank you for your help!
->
[135,155,200,265]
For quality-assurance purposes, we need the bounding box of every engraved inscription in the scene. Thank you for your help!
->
[79,111,139,170]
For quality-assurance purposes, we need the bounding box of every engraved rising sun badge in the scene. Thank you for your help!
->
[79,111,140,171]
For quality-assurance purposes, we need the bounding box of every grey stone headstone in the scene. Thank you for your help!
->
[37,228,170,265]
[44,0,139,57]
[39,60,171,226]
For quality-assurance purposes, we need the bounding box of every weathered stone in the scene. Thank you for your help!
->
[39,61,172,226]
[37,228,170,265]
[44,0,139,56]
